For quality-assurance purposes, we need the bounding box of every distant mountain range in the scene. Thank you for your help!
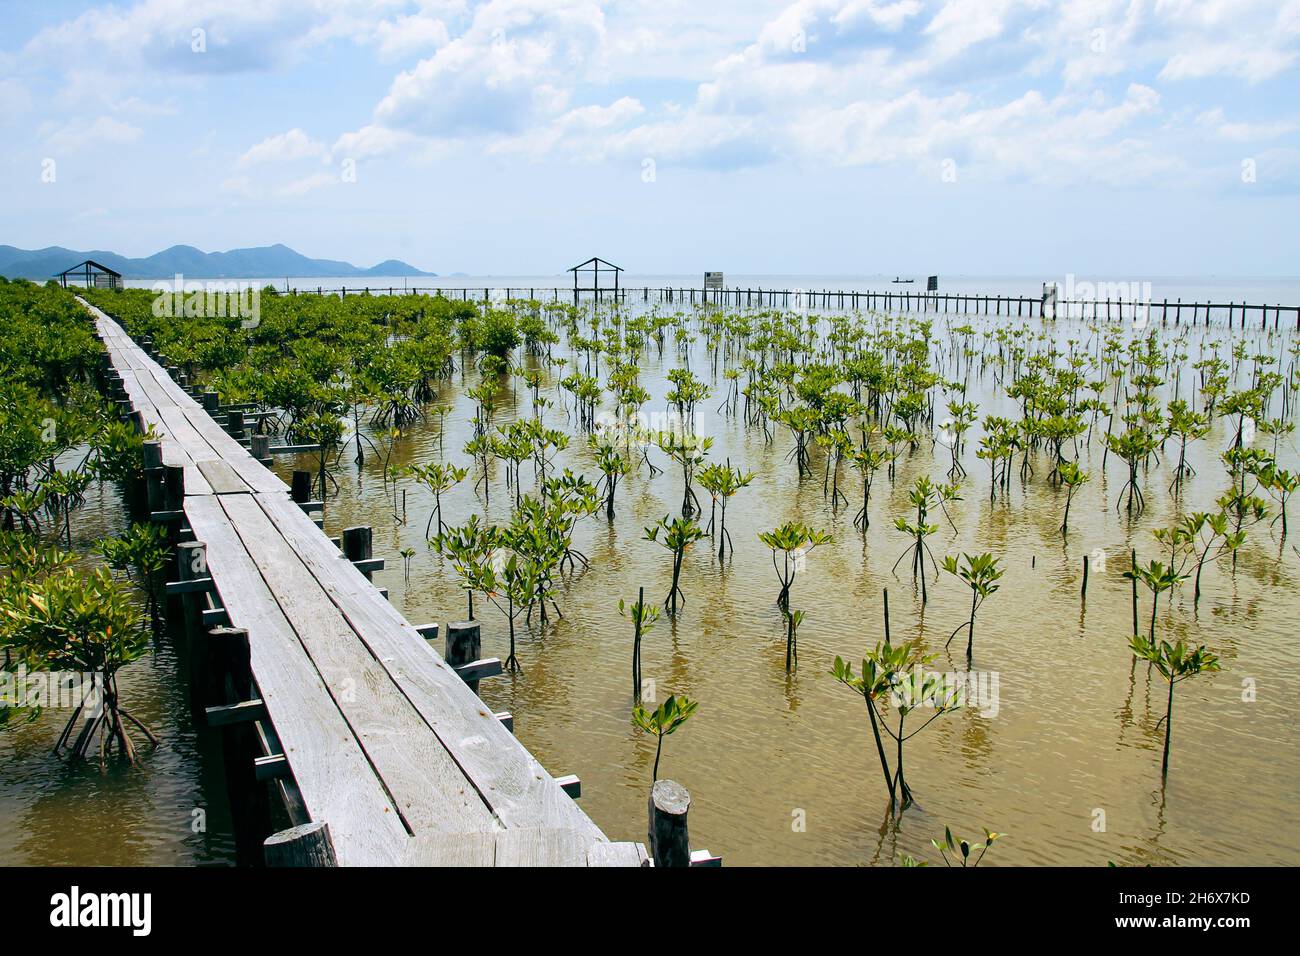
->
[0,243,436,280]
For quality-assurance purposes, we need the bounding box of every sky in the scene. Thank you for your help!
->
[1,0,1298,277]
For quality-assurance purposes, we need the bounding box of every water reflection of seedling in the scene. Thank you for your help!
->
[942,552,1003,663]
[632,693,698,781]
[1128,635,1219,781]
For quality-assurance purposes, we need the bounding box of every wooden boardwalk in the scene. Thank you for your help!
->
[86,299,644,866]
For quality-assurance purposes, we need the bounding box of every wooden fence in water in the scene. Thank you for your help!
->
[283,284,1300,330]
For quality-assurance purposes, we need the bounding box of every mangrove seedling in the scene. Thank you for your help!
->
[429,513,497,620]
[942,552,1003,662]
[1123,559,1188,641]
[891,476,944,603]
[618,585,659,699]
[632,693,698,781]
[1057,460,1089,536]
[96,523,171,621]
[655,430,712,519]
[591,436,630,520]
[849,445,891,531]
[404,461,468,537]
[696,461,755,559]
[2,566,156,764]
[1106,425,1157,516]
[931,826,1004,867]
[1128,635,1220,780]
[470,548,540,673]
[832,642,960,812]
[758,521,831,609]
[643,515,705,615]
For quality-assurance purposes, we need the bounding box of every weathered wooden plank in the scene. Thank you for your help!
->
[256,492,603,837]
[217,493,495,835]
[494,828,597,867]
[181,408,289,495]
[402,831,498,866]
[183,495,409,866]
[158,407,224,463]
[587,841,649,867]
[197,459,253,495]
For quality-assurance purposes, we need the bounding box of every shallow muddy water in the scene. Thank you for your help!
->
[5,302,1297,868]
[273,307,1300,867]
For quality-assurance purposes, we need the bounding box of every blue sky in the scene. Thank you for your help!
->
[2,0,1298,276]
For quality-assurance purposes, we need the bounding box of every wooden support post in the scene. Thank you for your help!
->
[265,821,337,867]
[146,469,166,517]
[1081,554,1089,602]
[163,463,185,513]
[342,526,374,580]
[250,433,272,465]
[207,626,272,865]
[648,779,692,868]
[226,409,245,441]
[444,621,482,694]
[176,541,208,647]
[291,470,313,505]
[201,391,220,414]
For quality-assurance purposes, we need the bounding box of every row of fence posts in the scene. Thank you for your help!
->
[303,285,1300,330]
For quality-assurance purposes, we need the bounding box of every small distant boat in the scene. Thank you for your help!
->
[891,276,914,284]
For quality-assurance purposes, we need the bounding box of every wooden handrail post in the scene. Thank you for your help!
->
[648,779,691,867]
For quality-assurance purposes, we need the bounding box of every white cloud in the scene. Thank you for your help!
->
[373,0,607,136]
[1196,108,1298,142]
[236,128,328,169]
[43,116,143,153]
[372,13,451,61]
[277,171,337,197]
